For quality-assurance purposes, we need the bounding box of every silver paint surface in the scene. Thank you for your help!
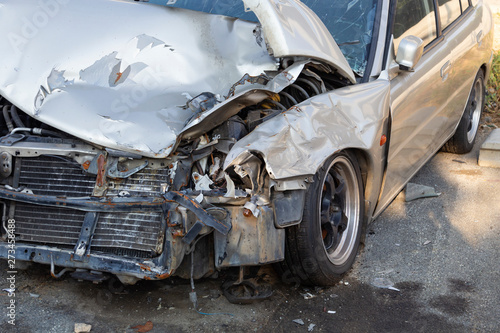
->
[0,0,356,158]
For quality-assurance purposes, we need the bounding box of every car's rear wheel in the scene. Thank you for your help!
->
[442,70,485,154]
[277,151,365,286]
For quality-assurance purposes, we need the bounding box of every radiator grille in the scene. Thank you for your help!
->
[91,212,163,254]
[108,167,169,197]
[19,156,95,197]
[13,156,166,258]
[13,203,85,247]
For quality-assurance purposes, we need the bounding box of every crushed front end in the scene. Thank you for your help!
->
[0,0,374,287]
[0,107,293,283]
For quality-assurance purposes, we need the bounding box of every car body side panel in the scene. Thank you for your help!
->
[374,1,493,217]
[225,77,391,220]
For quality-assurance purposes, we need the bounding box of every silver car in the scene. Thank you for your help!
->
[0,0,493,294]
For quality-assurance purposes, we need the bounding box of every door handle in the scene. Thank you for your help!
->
[477,30,483,47]
[441,60,451,81]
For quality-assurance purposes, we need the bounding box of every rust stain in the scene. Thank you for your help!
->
[138,263,151,272]
[82,161,91,170]
[114,72,123,84]
[155,272,171,279]
[96,155,106,187]
[172,229,184,238]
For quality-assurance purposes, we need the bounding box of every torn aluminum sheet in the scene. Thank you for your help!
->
[225,75,391,180]
[0,0,278,158]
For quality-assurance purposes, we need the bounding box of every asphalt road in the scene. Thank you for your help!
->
[0,124,498,333]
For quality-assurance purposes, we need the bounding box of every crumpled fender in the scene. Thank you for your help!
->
[225,74,391,214]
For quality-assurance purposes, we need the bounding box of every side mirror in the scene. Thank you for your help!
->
[395,35,424,71]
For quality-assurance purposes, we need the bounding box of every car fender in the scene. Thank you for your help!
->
[225,73,391,221]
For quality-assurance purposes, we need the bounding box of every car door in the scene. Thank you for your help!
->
[375,0,477,214]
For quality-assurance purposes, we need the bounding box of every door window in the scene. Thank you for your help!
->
[437,0,462,30]
[393,0,437,53]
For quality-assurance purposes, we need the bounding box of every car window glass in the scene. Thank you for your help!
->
[460,0,470,11]
[393,0,437,52]
[146,0,378,76]
[438,0,462,30]
[302,0,378,76]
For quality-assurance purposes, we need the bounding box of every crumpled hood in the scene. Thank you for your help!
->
[0,0,355,158]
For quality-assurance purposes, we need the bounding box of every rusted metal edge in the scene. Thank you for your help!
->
[0,188,163,212]
[0,243,173,281]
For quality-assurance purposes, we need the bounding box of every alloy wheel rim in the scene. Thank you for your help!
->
[319,156,360,266]
[467,80,483,144]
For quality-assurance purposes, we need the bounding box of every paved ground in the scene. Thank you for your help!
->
[0,125,499,333]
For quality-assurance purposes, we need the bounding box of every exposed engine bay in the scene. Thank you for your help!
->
[0,62,349,285]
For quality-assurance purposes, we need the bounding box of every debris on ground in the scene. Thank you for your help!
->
[404,183,441,202]
[327,310,337,314]
[302,292,316,300]
[423,240,432,246]
[292,319,305,325]
[29,293,40,298]
[131,321,153,333]
[74,323,92,333]
[372,277,401,292]
[308,323,316,331]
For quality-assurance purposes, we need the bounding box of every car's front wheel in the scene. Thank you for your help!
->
[277,151,365,286]
[442,70,485,154]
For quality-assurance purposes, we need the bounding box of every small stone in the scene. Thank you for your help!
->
[74,323,92,333]
[29,293,40,298]
[423,240,431,245]
[293,319,305,325]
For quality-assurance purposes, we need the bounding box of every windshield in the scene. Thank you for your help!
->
[146,0,377,75]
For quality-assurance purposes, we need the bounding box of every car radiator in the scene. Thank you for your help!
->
[12,156,167,258]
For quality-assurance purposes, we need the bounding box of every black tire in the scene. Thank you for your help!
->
[442,70,485,154]
[276,151,365,286]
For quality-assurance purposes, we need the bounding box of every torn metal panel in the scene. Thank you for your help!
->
[225,74,391,219]
[180,61,307,139]
[0,0,278,158]
[214,206,285,268]
[243,0,356,83]
[225,76,391,179]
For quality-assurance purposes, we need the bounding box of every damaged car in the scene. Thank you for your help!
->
[0,0,493,300]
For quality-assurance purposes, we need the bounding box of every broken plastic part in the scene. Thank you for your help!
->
[224,173,236,198]
[192,172,213,191]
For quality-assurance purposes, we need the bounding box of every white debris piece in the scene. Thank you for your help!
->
[372,277,400,291]
[192,172,213,191]
[224,173,236,198]
[292,319,305,325]
[195,193,204,203]
[209,157,221,176]
[308,323,316,331]
[302,292,316,300]
[74,323,92,333]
